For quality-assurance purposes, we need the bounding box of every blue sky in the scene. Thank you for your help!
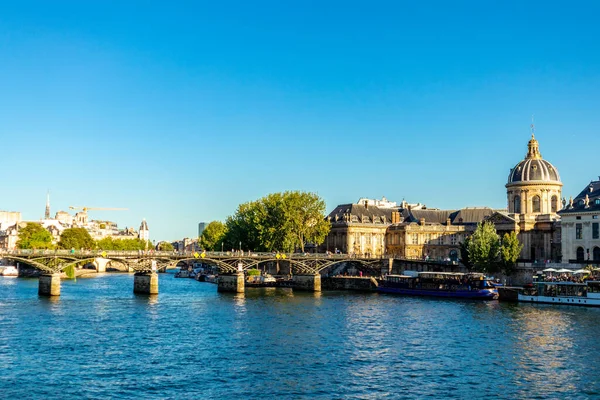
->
[1,1,599,241]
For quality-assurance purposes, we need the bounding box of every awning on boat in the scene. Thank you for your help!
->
[556,268,573,273]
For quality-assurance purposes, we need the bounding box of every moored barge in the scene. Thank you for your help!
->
[378,271,498,300]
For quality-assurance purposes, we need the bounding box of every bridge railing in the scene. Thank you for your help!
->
[0,249,389,260]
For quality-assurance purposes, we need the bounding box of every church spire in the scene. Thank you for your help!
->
[45,191,51,219]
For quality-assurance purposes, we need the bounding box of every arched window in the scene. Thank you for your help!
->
[551,195,558,213]
[514,196,521,213]
[532,195,541,213]
[594,247,600,262]
[576,247,585,262]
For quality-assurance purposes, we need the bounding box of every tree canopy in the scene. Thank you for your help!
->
[224,191,330,252]
[157,241,174,251]
[467,222,501,274]
[467,222,524,275]
[459,236,473,271]
[96,237,151,251]
[500,231,523,276]
[58,227,95,250]
[16,223,54,249]
[199,221,227,251]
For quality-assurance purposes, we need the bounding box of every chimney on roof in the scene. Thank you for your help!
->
[364,200,368,209]
[419,218,425,225]
[446,218,451,226]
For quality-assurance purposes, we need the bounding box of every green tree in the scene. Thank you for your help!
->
[199,221,227,251]
[16,223,54,249]
[280,191,330,252]
[95,237,150,250]
[223,191,331,253]
[157,241,174,251]
[59,228,95,250]
[224,200,270,252]
[500,231,523,276]
[467,222,501,274]
[459,236,473,271]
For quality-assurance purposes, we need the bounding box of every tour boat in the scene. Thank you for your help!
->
[1,266,18,277]
[518,281,600,307]
[378,271,498,300]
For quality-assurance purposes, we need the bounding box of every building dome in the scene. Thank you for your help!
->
[507,134,561,185]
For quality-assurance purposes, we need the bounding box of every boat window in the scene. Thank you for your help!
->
[587,282,600,293]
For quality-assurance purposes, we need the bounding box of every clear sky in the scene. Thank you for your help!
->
[1,1,599,242]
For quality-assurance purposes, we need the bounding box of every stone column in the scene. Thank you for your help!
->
[39,273,61,296]
[133,272,159,294]
[292,274,322,292]
[217,273,245,293]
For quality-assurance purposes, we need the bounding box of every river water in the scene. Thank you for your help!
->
[1,273,599,399]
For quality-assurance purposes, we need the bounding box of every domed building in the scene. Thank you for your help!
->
[491,131,562,262]
[506,133,562,215]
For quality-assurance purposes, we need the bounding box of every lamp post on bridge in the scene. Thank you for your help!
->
[221,242,224,254]
[239,241,241,253]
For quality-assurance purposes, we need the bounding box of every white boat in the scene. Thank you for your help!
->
[518,281,600,307]
[1,266,18,277]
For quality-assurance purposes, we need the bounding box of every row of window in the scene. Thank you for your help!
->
[513,195,558,213]
[406,233,459,245]
[575,222,600,240]
[349,215,386,223]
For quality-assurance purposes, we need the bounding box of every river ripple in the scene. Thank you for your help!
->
[1,274,599,399]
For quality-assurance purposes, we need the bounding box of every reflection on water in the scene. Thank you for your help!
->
[1,275,600,399]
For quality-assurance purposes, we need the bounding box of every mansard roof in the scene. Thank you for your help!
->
[327,203,395,224]
[402,207,495,225]
[559,179,600,215]
[403,209,457,225]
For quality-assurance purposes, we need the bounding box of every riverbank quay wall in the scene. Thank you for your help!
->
[322,277,379,291]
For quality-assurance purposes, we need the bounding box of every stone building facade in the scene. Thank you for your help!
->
[386,208,495,261]
[559,178,600,263]
[0,211,22,250]
[324,199,395,257]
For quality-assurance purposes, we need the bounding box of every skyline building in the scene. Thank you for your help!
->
[198,222,207,238]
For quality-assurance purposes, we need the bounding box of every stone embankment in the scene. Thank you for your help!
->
[321,276,379,291]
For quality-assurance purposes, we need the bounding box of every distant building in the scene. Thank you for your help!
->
[139,219,150,241]
[198,222,207,237]
[386,207,497,261]
[558,178,600,264]
[40,220,67,243]
[54,211,74,225]
[490,132,562,262]
[324,198,399,257]
[0,211,22,250]
[173,237,199,252]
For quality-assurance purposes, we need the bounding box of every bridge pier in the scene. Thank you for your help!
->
[133,272,159,294]
[93,257,110,273]
[217,273,245,293]
[292,274,321,292]
[39,273,61,296]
